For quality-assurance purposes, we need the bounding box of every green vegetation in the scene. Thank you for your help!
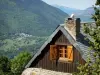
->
[74,0,100,75]
[0,51,31,75]
[0,0,68,39]
[0,35,47,58]
[0,56,11,75]
[0,0,68,58]
[11,51,31,75]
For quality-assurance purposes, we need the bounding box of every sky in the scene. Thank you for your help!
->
[42,0,96,10]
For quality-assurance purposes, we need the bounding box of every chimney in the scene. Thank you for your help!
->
[76,18,81,37]
[65,15,81,39]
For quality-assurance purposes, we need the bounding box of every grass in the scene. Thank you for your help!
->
[0,35,48,53]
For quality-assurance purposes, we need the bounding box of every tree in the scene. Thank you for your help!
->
[11,51,31,75]
[74,0,100,75]
[95,0,100,5]
[0,56,10,72]
[0,56,12,75]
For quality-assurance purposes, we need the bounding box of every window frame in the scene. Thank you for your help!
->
[58,45,69,62]
[50,45,73,62]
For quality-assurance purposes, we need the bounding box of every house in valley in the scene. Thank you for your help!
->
[25,16,94,73]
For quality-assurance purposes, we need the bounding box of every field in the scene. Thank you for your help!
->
[0,33,48,58]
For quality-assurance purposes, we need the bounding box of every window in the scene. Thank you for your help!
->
[50,45,73,62]
[58,45,67,61]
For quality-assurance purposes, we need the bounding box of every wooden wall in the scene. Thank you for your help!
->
[30,30,86,73]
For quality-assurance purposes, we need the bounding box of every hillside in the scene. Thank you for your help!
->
[0,0,69,39]
[52,4,83,15]
[0,0,69,58]
[52,5,94,22]
[76,7,95,22]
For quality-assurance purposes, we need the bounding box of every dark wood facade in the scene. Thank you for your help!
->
[30,30,86,73]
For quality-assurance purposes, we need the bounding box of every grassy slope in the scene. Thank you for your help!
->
[0,35,48,58]
[0,0,69,37]
[0,0,69,58]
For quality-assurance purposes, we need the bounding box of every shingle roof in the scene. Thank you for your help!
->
[25,23,94,68]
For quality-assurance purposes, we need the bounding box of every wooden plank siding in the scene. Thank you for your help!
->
[30,31,86,73]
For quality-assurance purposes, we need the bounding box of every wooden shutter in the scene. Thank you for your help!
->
[50,45,57,60]
[67,45,73,62]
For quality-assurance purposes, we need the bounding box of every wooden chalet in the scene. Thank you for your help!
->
[25,17,93,73]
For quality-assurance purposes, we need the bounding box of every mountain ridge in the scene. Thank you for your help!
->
[0,0,69,57]
[52,4,94,22]
[52,4,83,15]
[0,0,69,39]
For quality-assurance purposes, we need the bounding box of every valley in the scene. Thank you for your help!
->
[0,33,48,58]
[0,0,68,58]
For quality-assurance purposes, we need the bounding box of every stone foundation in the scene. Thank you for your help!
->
[22,68,72,75]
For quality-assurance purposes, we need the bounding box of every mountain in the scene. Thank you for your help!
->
[0,0,69,39]
[76,7,95,22]
[52,4,83,15]
[0,0,69,58]
[81,7,95,15]
[52,5,94,22]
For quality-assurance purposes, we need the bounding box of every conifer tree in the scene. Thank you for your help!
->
[74,0,100,74]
